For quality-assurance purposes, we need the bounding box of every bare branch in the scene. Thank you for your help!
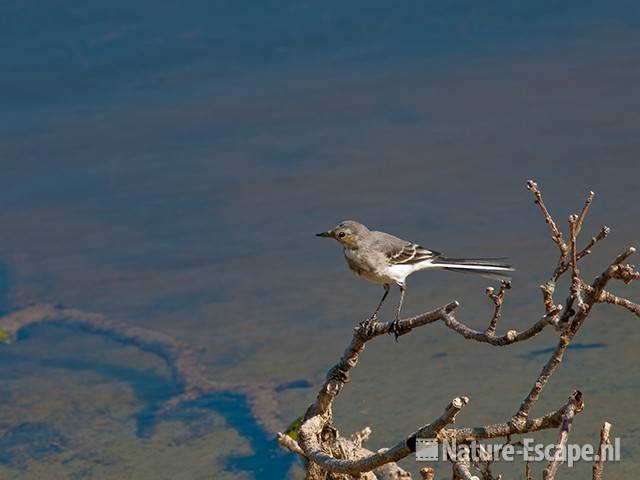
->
[349,426,372,448]
[569,214,587,312]
[513,246,638,425]
[420,467,435,480]
[441,311,553,346]
[451,459,476,480]
[577,226,610,261]
[540,283,564,327]
[470,443,500,480]
[592,422,612,480]
[525,460,532,480]
[449,396,581,443]
[278,429,413,480]
[579,281,640,317]
[369,459,413,480]
[611,247,636,269]
[281,181,638,479]
[299,397,469,475]
[309,301,459,418]
[575,190,595,236]
[484,281,511,336]
[277,432,305,456]
[588,247,638,306]
[527,180,568,257]
[546,225,609,322]
[542,391,584,480]
[596,290,640,316]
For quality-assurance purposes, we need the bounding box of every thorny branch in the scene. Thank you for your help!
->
[278,180,639,479]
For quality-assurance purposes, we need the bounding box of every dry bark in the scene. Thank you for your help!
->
[542,391,584,480]
[592,422,612,480]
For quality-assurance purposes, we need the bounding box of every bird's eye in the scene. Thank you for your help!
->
[338,232,346,238]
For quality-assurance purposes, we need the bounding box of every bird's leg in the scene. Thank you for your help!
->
[369,284,390,321]
[393,284,406,341]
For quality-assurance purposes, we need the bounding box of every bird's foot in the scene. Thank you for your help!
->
[359,313,377,332]
[391,319,401,342]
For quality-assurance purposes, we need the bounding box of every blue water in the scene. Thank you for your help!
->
[525,342,607,357]
[0,324,298,477]
[2,1,637,113]
[2,1,640,478]
[0,422,67,468]
[187,393,295,478]
[0,266,9,315]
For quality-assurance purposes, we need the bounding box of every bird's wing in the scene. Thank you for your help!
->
[387,242,441,265]
[370,231,441,266]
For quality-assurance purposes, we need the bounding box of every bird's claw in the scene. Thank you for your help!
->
[391,319,401,342]
[359,313,377,332]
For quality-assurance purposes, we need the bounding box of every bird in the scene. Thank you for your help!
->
[316,220,513,339]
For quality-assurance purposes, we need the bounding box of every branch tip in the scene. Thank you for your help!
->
[446,301,460,312]
[593,421,612,480]
[420,466,435,480]
[613,247,636,265]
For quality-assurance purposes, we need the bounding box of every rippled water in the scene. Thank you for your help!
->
[1,1,639,479]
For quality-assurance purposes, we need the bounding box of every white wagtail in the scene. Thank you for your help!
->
[317,220,513,339]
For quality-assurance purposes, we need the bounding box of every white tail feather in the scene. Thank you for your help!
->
[429,259,514,281]
[429,262,513,272]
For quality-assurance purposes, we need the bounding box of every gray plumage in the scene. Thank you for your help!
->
[316,220,513,338]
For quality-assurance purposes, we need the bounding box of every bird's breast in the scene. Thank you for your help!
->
[343,248,392,285]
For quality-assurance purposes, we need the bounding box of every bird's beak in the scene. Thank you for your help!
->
[316,230,333,238]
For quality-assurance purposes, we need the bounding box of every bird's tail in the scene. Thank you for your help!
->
[429,257,514,281]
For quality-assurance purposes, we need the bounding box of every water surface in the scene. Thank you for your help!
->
[1,1,639,478]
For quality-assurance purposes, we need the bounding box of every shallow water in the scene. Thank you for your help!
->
[1,1,640,478]
[0,324,293,478]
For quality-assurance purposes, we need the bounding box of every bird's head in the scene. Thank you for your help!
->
[316,220,369,248]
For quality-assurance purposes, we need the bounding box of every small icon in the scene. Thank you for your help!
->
[416,438,439,461]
